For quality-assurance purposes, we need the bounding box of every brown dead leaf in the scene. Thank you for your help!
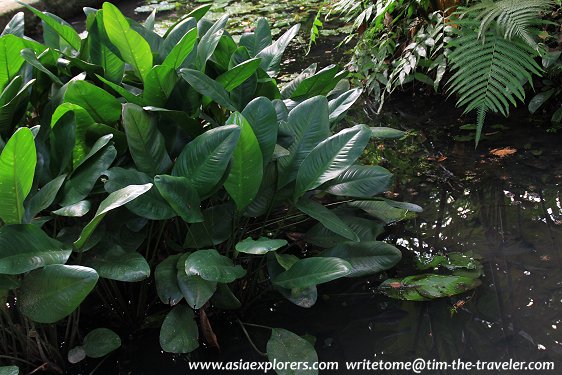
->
[489,147,517,158]
[200,308,220,350]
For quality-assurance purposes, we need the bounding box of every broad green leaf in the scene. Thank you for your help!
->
[104,168,175,220]
[196,15,228,69]
[161,17,197,55]
[184,203,234,248]
[281,64,317,99]
[0,366,19,375]
[122,103,172,176]
[83,245,150,282]
[154,175,203,223]
[267,328,318,375]
[19,265,98,323]
[83,328,121,358]
[236,237,287,255]
[50,103,96,167]
[0,127,36,224]
[239,18,272,56]
[278,96,330,188]
[177,270,216,310]
[321,241,402,277]
[2,12,24,37]
[49,111,75,175]
[103,3,153,81]
[224,112,263,210]
[52,200,91,217]
[272,257,351,289]
[348,199,416,224]
[160,305,199,353]
[0,274,20,289]
[210,284,241,310]
[528,89,555,114]
[155,254,183,305]
[172,125,240,198]
[184,249,246,283]
[60,135,117,206]
[162,27,197,69]
[26,174,67,220]
[328,88,362,123]
[216,58,261,91]
[296,198,359,241]
[0,224,71,274]
[95,74,143,105]
[74,183,153,249]
[64,80,121,124]
[87,12,126,83]
[305,213,384,248]
[379,274,481,301]
[241,97,278,165]
[20,48,63,85]
[143,65,177,107]
[322,165,392,198]
[0,77,34,137]
[294,124,371,198]
[257,24,300,77]
[370,127,405,139]
[184,4,212,21]
[290,65,339,100]
[18,3,80,51]
[179,69,237,111]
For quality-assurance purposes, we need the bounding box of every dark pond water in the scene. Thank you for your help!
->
[62,1,562,373]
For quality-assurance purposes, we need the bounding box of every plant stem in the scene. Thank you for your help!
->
[237,319,268,357]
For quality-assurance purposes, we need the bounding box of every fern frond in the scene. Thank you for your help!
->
[447,28,543,145]
[461,0,553,49]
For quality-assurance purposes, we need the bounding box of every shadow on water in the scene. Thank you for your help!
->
[60,1,562,373]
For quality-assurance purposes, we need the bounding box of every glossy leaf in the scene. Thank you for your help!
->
[321,241,402,277]
[267,328,318,375]
[322,165,392,198]
[257,24,300,77]
[177,271,216,309]
[155,254,183,305]
[104,168,175,220]
[240,18,272,56]
[210,284,241,310]
[172,125,240,198]
[241,97,278,165]
[179,69,237,111]
[154,175,203,223]
[294,124,370,198]
[83,245,150,282]
[0,224,71,274]
[19,265,98,323]
[272,257,351,289]
[290,65,339,99]
[196,15,228,69]
[60,135,117,206]
[379,274,482,301]
[297,198,359,241]
[162,27,197,69]
[74,183,153,249]
[122,103,172,176]
[143,65,177,107]
[52,200,91,217]
[160,305,199,353]
[18,3,80,51]
[26,175,67,221]
[328,88,362,123]
[370,127,405,139]
[184,249,246,283]
[0,366,19,375]
[236,237,287,255]
[278,96,330,188]
[184,203,234,248]
[216,58,261,91]
[2,12,24,37]
[348,199,417,224]
[103,3,153,81]
[0,127,36,224]
[83,328,121,358]
[224,113,263,210]
[64,80,121,125]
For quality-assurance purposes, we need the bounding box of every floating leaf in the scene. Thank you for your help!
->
[272,257,351,289]
[379,274,481,301]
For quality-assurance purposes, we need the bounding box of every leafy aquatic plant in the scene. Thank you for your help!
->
[0,2,481,373]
